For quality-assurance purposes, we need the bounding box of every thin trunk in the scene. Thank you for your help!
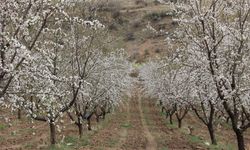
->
[226,116,230,124]
[49,122,56,145]
[77,123,83,138]
[102,112,106,120]
[223,102,246,150]
[77,116,83,138]
[177,118,182,128]
[96,115,99,123]
[87,118,91,130]
[169,113,173,124]
[235,129,245,150]
[159,100,163,106]
[165,112,169,119]
[17,108,21,119]
[207,124,217,145]
[161,107,165,113]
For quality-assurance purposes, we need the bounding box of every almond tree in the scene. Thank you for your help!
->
[172,0,250,149]
[140,60,191,128]
[190,69,220,145]
[6,13,106,144]
[165,65,191,128]
[10,21,76,145]
[0,0,61,100]
[60,16,131,137]
[0,0,67,120]
[67,49,132,137]
[140,61,176,124]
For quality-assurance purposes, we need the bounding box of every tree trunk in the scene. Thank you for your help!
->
[165,112,169,119]
[159,100,163,106]
[177,118,182,128]
[96,115,99,123]
[235,129,245,150]
[17,108,21,119]
[226,117,230,124]
[77,123,83,138]
[87,118,91,130]
[207,124,217,145]
[49,122,56,145]
[102,112,106,120]
[169,113,173,124]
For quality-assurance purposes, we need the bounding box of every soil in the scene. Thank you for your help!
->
[1,1,250,150]
[1,80,250,150]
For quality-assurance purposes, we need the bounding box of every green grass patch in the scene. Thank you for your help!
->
[121,123,132,128]
[132,62,143,68]
[221,122,232,130]
[11,131,17,136]
[160,111,166,116]
[64,136,78,146]
[209,143,235,150]
[166,122,178,129]
[0,136,5,142]
[79,134,91,147]
[0,124,7,131]
[160,147,168,150]
[24,143,34,149]
[49,144,72,150]
[107,139,119,147]
[187,134,236,150]
[188,135,203,143]
[48,136,78,150]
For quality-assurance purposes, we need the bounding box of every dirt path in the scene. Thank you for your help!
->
[87,85,157,150]
[86,101,130,150]
[79,83,207,150]
[121,89,147,150]
[117,101,130,147]
[137,88,157,150]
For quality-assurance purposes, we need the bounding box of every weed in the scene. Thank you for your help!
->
[24,143,34,149]
[49,144,72,150]
[79,135,91,147]
[108,139,118,147]
[144,12,168,22]
[188,135,203,143]
[11,131,17,136]
[160,111,166,116]
[124,32,135,41]
[204,142,236,150]
[0,124,7,131]
[0,136,5,142]
[121,123,133,128]
[160,147,168,150]
[48,136,79,150]
[64,136,78,146]
[166,122,178,129]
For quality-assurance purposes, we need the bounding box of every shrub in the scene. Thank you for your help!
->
[124,32,135,41]
[131,19,142,29]
[144,12,167,22]
[108,23,118,31]
[112,11,121,20]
